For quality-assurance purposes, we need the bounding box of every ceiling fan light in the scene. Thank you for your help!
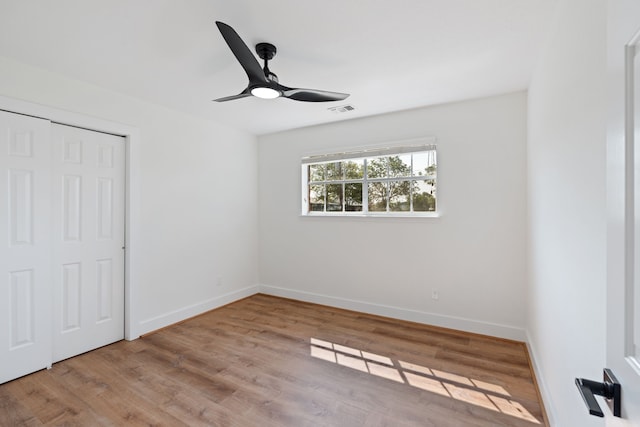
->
[251,86,280,99]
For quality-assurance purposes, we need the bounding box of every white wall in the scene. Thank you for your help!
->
[526,0,607,425]
[258,92,528,340]
[0,56,259,336]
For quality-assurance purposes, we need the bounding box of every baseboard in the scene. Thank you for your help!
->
[525,330,557,426]
[137,285,260,336]
[259,284,526,341]
[136,283,529,346]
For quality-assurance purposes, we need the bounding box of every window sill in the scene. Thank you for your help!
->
[300,212,440,219]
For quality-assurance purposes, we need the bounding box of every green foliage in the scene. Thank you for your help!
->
[413,192,436,212]
[344,160,364,179]
[367,156,411,178]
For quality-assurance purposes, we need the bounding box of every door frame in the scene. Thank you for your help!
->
[0,95,140,341]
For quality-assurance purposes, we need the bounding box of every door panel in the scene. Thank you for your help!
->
[0,111,52,384]
[51,124,125,362]
[607,5,640,424]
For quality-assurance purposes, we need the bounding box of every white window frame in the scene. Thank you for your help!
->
[301,137,438,217]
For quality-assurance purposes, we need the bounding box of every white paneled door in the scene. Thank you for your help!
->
[0,111,53,383]
[0,111,125,384]
[51,124,125,362]
[605,18,640,424]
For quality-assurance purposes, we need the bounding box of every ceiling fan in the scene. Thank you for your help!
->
[214,21,349,103]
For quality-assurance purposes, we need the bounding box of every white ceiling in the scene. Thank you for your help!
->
[0,0,557,135]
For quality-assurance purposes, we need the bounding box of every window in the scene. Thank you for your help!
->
[301,142,437,216]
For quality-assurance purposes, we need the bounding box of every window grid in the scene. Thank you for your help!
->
[304,148,436,216]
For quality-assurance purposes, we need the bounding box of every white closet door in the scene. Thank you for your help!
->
[51,124,125,362]
[0,111,53,384]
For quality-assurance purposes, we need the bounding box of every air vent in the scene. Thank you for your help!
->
[327,104,355,114]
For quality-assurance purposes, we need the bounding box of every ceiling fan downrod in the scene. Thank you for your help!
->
[256,42,278,82]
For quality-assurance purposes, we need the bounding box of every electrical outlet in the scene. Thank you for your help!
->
[431,290,439,300]
[216,276,223,287]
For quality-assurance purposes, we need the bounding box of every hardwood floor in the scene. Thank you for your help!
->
[0,294,547,426]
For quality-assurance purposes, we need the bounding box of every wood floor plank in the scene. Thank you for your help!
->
[0,294,548,426]
[0,387,43,427]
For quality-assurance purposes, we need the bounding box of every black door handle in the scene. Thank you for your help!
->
[575,368,621,417]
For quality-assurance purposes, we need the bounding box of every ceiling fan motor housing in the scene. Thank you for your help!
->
[256,42,277,60]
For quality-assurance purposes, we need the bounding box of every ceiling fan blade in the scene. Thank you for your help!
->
[280,86,350,102]
[213,91,252,102]
[216,21,267,85]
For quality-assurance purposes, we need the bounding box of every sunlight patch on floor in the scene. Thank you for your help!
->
[309,338,540,425]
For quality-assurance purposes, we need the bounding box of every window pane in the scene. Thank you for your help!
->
[426,162,437,177]
[345,183,363,211]
[413,180,436,212]
[412,152,428,177]
[389,155,412,178]
[325,162,343,181]
[326,183,343,211]
[344,159,364,179]
[309,164,325,182]
[309,184,325,212]
[367,157,388,179]
[389,180,410,211]
[368,182,387,212]
[412,151,437,177]
[427,151,437,176]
